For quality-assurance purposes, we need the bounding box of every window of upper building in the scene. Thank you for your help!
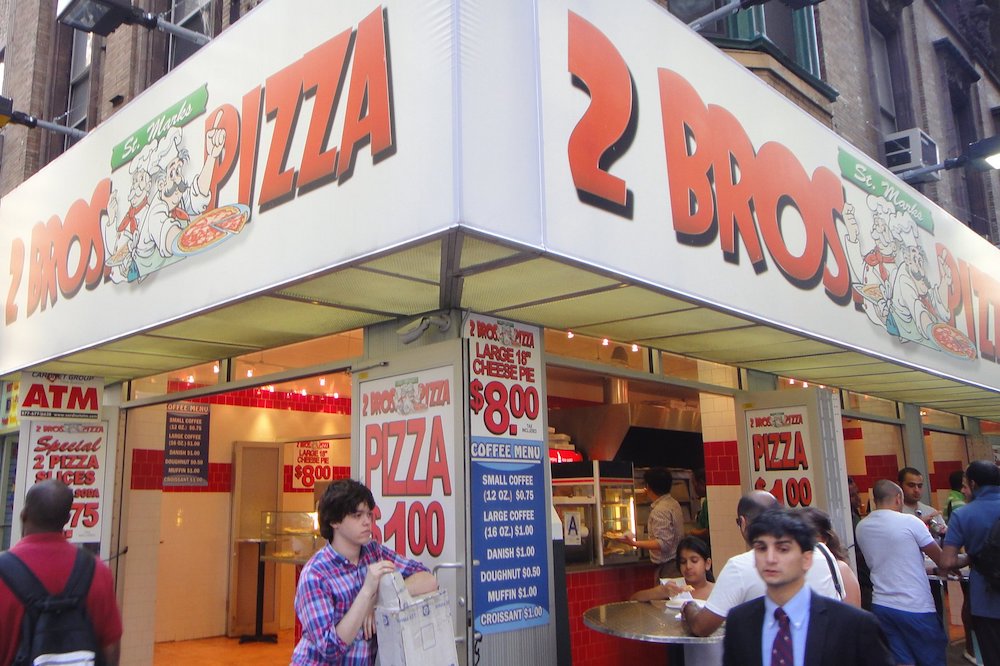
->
[665,0,822,80]
[65,30,92,149]
[865,2,914,139]
[870,26,898,134]
[934,38,993,240]
[169,0,212,70]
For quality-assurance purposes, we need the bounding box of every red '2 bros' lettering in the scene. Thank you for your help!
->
[657,69,851,304]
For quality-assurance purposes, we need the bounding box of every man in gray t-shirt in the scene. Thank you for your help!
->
[898,467,946,539]
[856,479,950,666]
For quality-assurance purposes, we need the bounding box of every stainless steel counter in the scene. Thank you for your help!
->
[583,601,724,644]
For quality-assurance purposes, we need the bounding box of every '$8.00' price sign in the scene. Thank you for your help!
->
[293,463,333,488]
[468,378,540,437]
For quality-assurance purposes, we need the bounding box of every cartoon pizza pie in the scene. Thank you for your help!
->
[176,218,227,254]
[106,243,132,267]
[855,283,885,302]
[204,204,250,234]
[931,323,977,360]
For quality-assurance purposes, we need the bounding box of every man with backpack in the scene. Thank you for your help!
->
[941,460,1000,665]
[0,480,122,665]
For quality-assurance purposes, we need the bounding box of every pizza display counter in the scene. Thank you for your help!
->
[552,461,638,567]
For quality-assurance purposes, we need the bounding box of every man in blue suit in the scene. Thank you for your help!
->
[723,509,893,666]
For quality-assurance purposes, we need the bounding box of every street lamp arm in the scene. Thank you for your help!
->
[122,10,211,46]
[4,109,87,140]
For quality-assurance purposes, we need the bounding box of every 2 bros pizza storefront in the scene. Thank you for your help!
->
[2,1,1000,665]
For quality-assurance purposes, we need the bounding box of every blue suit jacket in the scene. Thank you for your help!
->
[722,591,893,666]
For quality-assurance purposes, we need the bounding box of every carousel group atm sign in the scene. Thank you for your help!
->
[18,373,102,421]
[746,407,814,507]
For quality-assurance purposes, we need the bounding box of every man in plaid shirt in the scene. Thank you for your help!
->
[293,480,437,664]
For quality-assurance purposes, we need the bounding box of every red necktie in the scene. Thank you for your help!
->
[771,607,793,666]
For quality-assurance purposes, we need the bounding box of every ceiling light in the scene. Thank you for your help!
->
[246,368,253,378]
[602,338,609,346]
[567,331,574,339]
[212,363,219,374]
[631,344,639,352]
[319,377,326,386]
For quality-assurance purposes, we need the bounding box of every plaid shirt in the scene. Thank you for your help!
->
[292,542,428,665]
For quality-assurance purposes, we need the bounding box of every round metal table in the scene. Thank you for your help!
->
[583,601,724,644]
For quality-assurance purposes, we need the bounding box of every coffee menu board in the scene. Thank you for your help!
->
[163,402,210,487]
[465,314,549,634]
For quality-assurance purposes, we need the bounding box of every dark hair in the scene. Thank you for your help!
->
[676,535,715,582]
[22,479,73,532]
[736,490,778,525]
[797,507,847,561]
[897,467,922,484]
[966,460,1000,488]
[643,468,673,496]
[317,479,375,542]
[693,468,706,484]
[747,508,816,553]
[949,470,965,492]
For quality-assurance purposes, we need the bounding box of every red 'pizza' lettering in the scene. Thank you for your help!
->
[337,6,394,180]
[298,29,353,191]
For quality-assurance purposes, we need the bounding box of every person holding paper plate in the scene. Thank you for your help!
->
[631,536,722,666]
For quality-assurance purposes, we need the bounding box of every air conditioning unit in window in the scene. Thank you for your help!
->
[884,128,940,182]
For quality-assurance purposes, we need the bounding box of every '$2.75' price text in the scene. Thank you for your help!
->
[469,379,540,436]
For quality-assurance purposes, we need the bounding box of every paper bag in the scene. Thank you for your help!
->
[375,575,459,666]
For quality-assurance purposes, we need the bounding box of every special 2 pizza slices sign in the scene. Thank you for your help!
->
[28,420,108,544]
[466,315,549,635]
[746,406,815,507]
[359,366,455,564]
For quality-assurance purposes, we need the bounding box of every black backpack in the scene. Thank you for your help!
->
[0,548,102,666]
[970,515,1000,594]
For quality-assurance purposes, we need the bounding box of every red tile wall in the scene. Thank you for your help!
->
[851,453,900,492]
[283,465,352,492]
[843,427,863,440]
[166,381,351,414]
[567,565,672,666]
[130,448,232,492]
[929,460,964,492]
[703,440,740,485]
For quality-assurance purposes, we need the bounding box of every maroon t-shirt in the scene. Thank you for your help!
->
[0,533,123,664]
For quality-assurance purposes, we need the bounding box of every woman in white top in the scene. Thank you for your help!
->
[800,506,862,607]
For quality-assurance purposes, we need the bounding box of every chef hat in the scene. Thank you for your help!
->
[128,141,156,176]
[889,210,919,247]
[154,127,185,172]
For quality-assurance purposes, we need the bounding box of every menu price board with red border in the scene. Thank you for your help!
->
[359,365,457,566]
[466,314,549,635]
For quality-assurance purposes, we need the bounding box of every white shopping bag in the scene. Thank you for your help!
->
[375,573,459,666]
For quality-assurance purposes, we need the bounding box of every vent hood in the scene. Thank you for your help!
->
[546,377,701,463]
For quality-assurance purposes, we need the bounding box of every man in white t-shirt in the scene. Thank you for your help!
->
[855,479,950,666]
[681,490,839,637]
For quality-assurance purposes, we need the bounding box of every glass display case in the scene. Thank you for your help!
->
[551,461,638,566]
[260,511,322,564]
